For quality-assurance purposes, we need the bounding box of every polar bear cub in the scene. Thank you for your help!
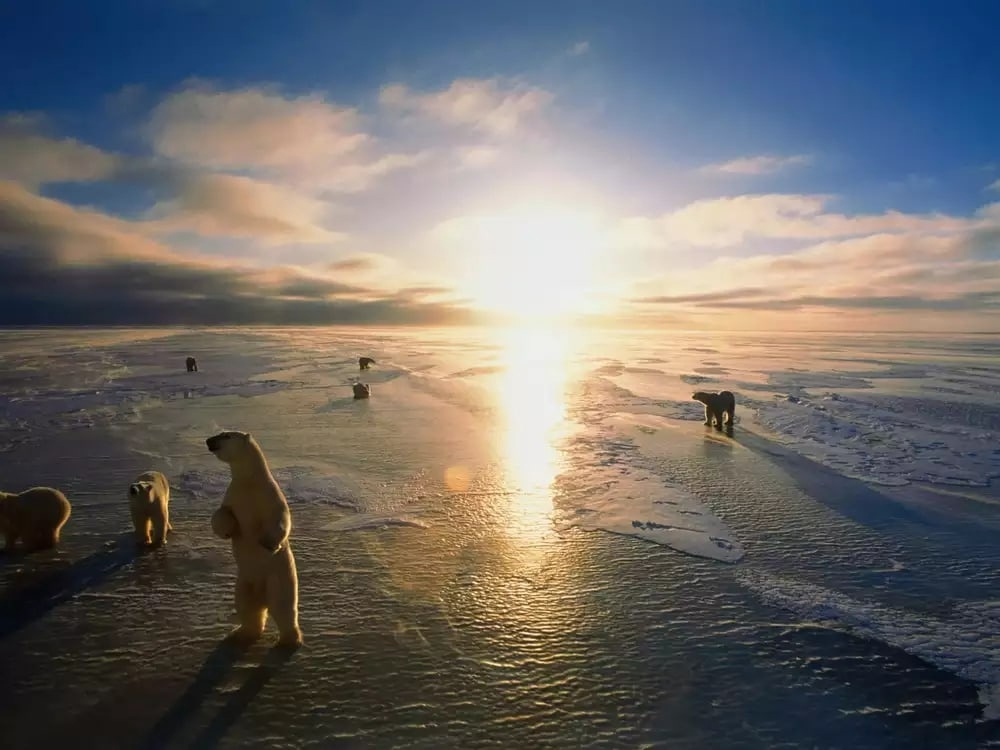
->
[206,430,302,649]
[128,471,172,547]
[0,486,72,552]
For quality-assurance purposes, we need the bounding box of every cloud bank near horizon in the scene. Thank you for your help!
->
[1,74,998,329]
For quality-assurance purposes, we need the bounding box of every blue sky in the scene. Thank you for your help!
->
[1,0,998,328]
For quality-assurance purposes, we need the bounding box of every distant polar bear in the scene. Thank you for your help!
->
[353,382,371,399]
[206,430,302,649]
[0,486,72,552]
[186,357,198,372]
[358,357,376,370]
[128,471,172,547]
[692,390,736,429]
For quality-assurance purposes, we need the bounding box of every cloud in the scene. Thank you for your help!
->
[142,173,345,244]
[149,82,369,171]
[456,145,502,170]
[147,82,428,192]
[680,291,1000,313]
[379,78,553,136]
[0,115,121,187]
[327,254,386,273]
[620,194,973,248]
[633,288,771,305]
[989,178,1000,192]
[569,41,590,56]
[0,181,480,325]
[699,154,812,176]
[627,202,1000,319]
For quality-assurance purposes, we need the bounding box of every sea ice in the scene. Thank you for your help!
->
[739,570,1000,719]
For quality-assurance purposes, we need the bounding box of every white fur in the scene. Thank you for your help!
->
[208,431,302,648]
[128,471,171,547]
[0,486,71,552]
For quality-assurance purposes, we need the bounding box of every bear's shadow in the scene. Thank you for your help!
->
[0,534,142,640]
[141,640,293,749]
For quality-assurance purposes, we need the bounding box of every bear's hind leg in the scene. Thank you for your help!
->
[266,572,302,649]
[712,408,724,430]
[229,574,267,645]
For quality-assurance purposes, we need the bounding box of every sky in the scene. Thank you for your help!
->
[1,0,999,330]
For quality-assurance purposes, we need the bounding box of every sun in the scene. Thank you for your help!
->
[445,207,606,320]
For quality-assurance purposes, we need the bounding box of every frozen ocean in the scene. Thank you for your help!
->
[0,326,998,749]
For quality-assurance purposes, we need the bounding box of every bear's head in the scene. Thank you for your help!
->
[692,391,710,404]
[128,481,154,500]
[206,430,253,464]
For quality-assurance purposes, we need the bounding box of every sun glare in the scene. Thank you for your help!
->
[454,207,605,320]
[495,326,572,543]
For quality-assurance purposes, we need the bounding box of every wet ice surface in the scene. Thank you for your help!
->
[1,327,999,749]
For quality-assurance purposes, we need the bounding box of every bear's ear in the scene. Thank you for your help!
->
[129,484,139,496]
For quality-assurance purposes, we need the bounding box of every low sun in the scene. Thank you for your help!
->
[453,207,605,320]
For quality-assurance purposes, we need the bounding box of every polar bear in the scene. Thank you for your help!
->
[128,471,172,547]
[353,382,371,399]
[0,486,72,552]
[692,390,736,430]
[186,356,198,372]
[358,356,376,370]
[206,430,302,648]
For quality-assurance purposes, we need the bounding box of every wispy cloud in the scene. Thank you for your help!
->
[149,83,369,170]
[619,193,972,248]
[0,115,121,187]
[989,178,1000,192]
[379,78,553,136]
[569,40,590,56]
[699,154,812,176]
[142,173,345,244]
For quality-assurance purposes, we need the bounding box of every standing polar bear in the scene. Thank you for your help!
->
[207,430,302,649]
[0,486,72,552]
[128,471,172,547]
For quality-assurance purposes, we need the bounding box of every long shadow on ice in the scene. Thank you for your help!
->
[736,429,998,549]
[0,538,138,640]
[141,641,293,750]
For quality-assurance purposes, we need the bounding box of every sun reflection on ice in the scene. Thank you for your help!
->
[495,326,574,544]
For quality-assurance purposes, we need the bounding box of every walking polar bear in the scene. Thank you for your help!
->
[207,430,302,649]
[0,486,72,552]
[128,471,172,547]
[692,390,736,429]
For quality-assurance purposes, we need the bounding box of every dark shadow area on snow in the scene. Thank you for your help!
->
[140,640,296,750]
[0,536,139,640]
[736,428,1000,553]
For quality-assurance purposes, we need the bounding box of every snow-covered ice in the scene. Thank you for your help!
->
[0,327,998,748]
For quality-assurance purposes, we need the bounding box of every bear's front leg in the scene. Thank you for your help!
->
[258,507,290,553]
[130,504,151,546]
[211,505,239,540]
[150,503,169,547]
